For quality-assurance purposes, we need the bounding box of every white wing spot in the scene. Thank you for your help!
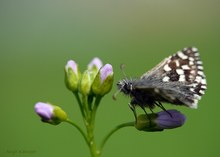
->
[191,65,196,69]
[162,76,170,82]
[190,88,194,92]
[176,69,184,75]
[167,56,172,64]
[154,88,159,93]
[181,65,190,70]
[190,70,195,74]
[194,94,201,100]
[195,76,202,83]
[189,57,195,61]
[197,61,203,65]
[194,53,200,56]
[191,83,198,88]
[163,64,171,72]
[177,51,188,59]
[189,61,194,65]
[201,79,207,84]
[179,75,185,81]
[197,66,204,70]
[201,85,207,89]
[175,60,180,67]
[189,75,194,79]
[192,47,198,52]
[199,90,205,95]
[187,49,191,53]
[191,99,198,109]
[198,71,204,76]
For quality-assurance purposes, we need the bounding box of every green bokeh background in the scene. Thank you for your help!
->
[0,0,219,156]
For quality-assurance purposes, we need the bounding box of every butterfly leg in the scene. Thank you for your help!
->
[128,103,137,122]
[139,105,152,126]
[155,102,172,117]
[149,107,154,114]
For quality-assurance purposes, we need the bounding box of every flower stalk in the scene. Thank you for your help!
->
[65,119,89,146]
[100,122,134,154]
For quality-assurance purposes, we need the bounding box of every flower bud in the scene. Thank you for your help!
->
[79,58,104,96]
[88,57,103,72]
[65,60,81,92]
[92,64,114,96]
[34,102,67,125]
[155,109,186,129]
[88,57,103,84]
[135,110,186,132]
[79,70,93,96]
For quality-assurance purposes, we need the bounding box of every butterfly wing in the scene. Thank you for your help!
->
[134,47,207,108]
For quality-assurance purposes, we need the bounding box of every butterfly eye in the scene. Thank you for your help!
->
[127,82,133,91]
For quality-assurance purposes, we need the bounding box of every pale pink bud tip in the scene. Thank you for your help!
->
[88,57,103,70]
[65,60,77,73]
[34,102,54,120]
[100,64,113,82]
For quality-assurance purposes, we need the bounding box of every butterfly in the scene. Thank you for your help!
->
[115,47,207,120]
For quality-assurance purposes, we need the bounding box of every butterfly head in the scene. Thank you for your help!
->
[117,79,133,95]
[113,79,133,100]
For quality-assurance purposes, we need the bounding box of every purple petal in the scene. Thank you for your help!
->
[34,102,54,120]
[88,57,103,70]
[65,60,77,74]
[100,64,113,82]
[155,109,186,129]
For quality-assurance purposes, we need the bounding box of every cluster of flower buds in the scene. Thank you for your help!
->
[65,57,114,96]
[35,57,114,124]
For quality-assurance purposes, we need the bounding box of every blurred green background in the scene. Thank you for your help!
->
[0,0,219,157]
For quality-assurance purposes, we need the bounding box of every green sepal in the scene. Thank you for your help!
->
[65,67,81,92]
[41,105,68,125]
[89,65,100,78]
[135,114,163,132]
[79,70,92,96]
[53,106,68,121]
[92,72,114,96]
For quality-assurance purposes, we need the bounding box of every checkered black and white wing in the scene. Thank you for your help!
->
[136,47,207,108]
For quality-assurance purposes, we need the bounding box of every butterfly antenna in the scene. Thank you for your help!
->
[113,64,128,100]
[120,64,127,78]
[112,85,124,100]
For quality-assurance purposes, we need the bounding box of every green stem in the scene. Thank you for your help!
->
[85,96,102,157]
[65,119,89,146]
[73,92,86,119]
[88,94,94,111]
[91,96,102,125]
[87,124,100,157]
[100,122,134,154]
[82,95,90,121]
